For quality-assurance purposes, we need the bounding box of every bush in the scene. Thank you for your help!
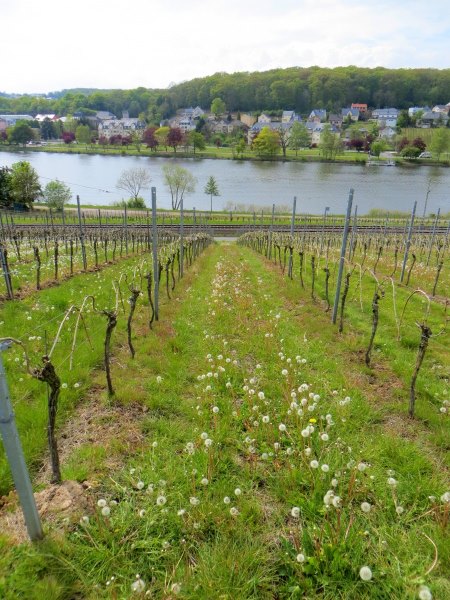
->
[401,146,421,158]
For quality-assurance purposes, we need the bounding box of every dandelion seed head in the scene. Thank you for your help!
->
[359,566,372,581]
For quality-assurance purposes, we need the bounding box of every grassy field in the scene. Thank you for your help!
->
[0,240,448,599]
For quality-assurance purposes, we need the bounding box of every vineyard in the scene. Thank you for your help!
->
[0,202,449,599]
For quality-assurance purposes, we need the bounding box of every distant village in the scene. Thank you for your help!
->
[1,101,449,148]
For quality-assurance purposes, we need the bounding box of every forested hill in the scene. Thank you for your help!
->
[1,66,449,120]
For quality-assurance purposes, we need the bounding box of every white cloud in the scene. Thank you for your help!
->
[1,0,449,93]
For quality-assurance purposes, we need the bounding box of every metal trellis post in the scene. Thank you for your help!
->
[332,189,354,324]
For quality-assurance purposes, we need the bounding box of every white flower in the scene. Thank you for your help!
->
[279,423,287,432]
[321,464,330,473]
[177,509,186,516]
[212,406,220,414]
[204,438,213,447]
[291,506,300,518]
[80,515,90,525]
[139,509,146,518]
[97,498,107,508]
[361,502,371,513]
[258,392,265,400]
[201,478,209,486]
[310,460,319,469]
[156,375,162,384]
[171,583,181,595]
[332,496,341,508]
[359,566,372,581]
[234,488,242,496]
[201,431,208,440]
[281,369,288,376]
[331,478,338,488]
[156,495,167,506]
[101,506,111,517]
[396,506,404,515]
[387,477,397,486]
[418,585,433,600]
[262,415,270,423]
[296,553,305,563]
[190,497,200,506]
[223,496,231,504]
[358,462,368,472]
[131,576,146,593]
[136,481,145,490]
[440,492,450,503]
[320,433,329,441]
[230,507,239,516]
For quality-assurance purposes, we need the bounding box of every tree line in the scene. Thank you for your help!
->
[1,66,449,122]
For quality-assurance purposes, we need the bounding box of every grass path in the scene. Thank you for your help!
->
[0,243,448,600]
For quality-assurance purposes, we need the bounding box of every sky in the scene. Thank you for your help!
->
[2,0,449,95]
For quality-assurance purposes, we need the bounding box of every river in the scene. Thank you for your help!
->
[1,150,449,215]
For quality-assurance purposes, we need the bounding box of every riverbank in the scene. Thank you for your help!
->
[1,143,448,167]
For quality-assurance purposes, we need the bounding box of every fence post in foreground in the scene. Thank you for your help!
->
[0,245,13,300]
[151,187,159,321]
[332,189,354,324]
[76,195,87,271]
[400,201,417,283]
[0,341,43,541]
[180,197,184,278]
[268,203,275,259]
[348,204,358,260]
[288,196,297,277]
[426,208,440,267]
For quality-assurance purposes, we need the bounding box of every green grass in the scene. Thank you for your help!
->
[0,242,448,599]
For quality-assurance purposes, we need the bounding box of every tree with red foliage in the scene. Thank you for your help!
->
[398,137,409,152]
[349,138,364,152]
[110,134,123,146]
[142,127,158,151]
[412,137,426,152]
[167,127,184,153]
[62,131,75,144]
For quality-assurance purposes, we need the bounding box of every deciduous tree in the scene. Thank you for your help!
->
[43,180,72,211]
[211,97,226,119]
[188,131,206,154]
[163,165,196,210]
[319,125,343,160]
[167,127,184,153]
[10,161,42,208]
[0,166,12,208]
[288,121,310,156]
[430,128,449,160]
[8,121,35,146]
[116,167,151,202]
[252,127,280,157]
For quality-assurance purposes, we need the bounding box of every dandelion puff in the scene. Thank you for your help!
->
[230,507,239,516]
[101,506,111,517]
[190,497,200,506]
[387,477,397,486]
[291,506,300,518]
[321,464,330,473]
[359,566,372,581]
[136,481,145,490]
[131,576,146,593]
[223,496,231,504]
[361,502,371,513]
[201,478,209,486]
[279,423,287,432]
[156,495,167,506]
[310,460,319,469]
[418,585,433,600]
[296,553,305,563]
[396,506,404,515]
[234,488,242,496]
[97,498,107,507]
[171,583,181,595]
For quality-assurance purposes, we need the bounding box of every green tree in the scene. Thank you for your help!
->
[40,118,57,140]
[232,138,246,159]
[8,121,35,146]
[155,126,170,151]
[127,197,146,209]
[10,161,42,208]
[162,165,196,210]
[75,124,91,147]
[211,97,226,119]
[188,131,206,154]
[252,127,280,157]
[430,128,450,160]
[319,125,343,160]
[204,176,220,214]
[288,121,310,156]
[0,166,13,208]
[370,140,387,158]
[116,167,151,201]
[43,180,72,211]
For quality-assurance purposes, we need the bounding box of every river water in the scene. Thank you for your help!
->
[1,150,449,215]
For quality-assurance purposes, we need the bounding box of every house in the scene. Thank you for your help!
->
[282,110,296,123]
[432,105,450,115]
[351,103,368,113]
[34,114,59,122]
[371,108,399,128]
[408,106,430,117]
[419,111,449,128]
[0,114,34,127]
[305,121,339,145]
[98,117,146,139]
[257,113,272,124]
[240,113,257,127]
[96,111,116,121]
[329,113,343,128]
[379,126,396,140]
[341,107,360,122]
[309,109,327,122]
